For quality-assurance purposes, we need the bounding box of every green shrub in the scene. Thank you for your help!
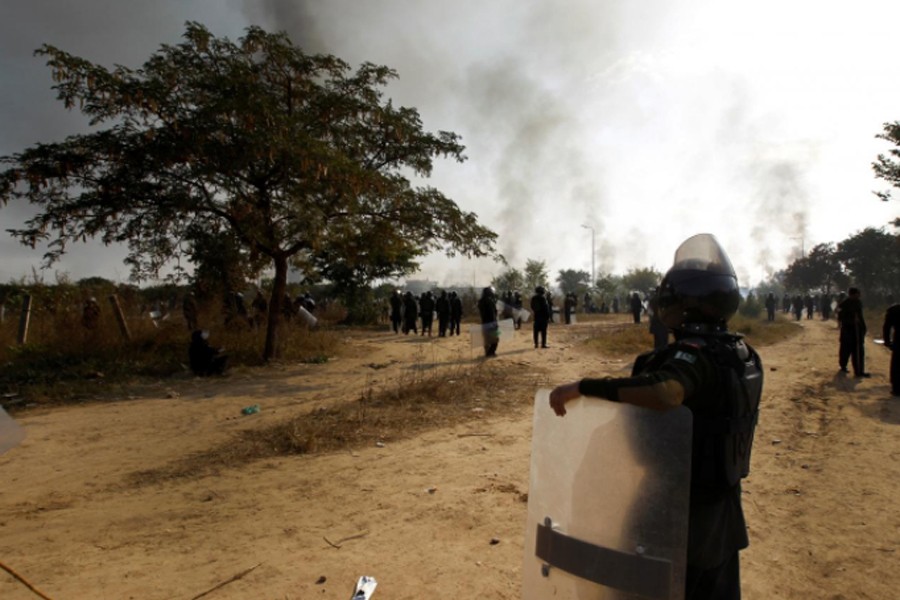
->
[739,293,763,319]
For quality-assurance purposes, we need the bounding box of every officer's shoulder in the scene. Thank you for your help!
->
[673,337,707,351]
[666,338,708,366]
[675,334,750,359]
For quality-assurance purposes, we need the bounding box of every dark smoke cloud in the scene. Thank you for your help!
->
[2,1,897,286]
[240,0,646,284]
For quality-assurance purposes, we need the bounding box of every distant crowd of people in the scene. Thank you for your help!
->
[388,289,462,337]
[764,292,839,322]
[69,282,897,396]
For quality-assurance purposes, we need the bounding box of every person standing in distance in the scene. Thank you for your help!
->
[402,291,418,335]
[477,286,499,357]
[436,290,450,337]
[630,291,643,324]
[448,291,463,336]
[549,233,763,600]
[765,292,776,322]
[419,291,435,337]
[389,290,403,334]
[837,287,870,377]
[531,286,551,349]
[882,301,900,396]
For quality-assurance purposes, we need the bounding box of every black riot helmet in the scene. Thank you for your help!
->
[657,233,740,332]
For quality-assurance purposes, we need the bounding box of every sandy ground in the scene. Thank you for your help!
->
[0,315,897,600]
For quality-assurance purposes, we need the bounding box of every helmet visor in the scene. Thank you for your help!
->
[670,233,736,278]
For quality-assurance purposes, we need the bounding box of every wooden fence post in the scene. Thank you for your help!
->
[108,294,131,341]
[17,295,32,345]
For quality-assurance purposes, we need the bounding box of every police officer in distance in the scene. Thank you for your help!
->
[449,291,463,336]
[881,301,900,396]
[477,286,500,357]
[436,290,451,337]
[389,290,403,334]
[419,291,435,337]
[550,233,763,600]
[531,286,551,348]
[402,291,418,335]
[837,287,869,377]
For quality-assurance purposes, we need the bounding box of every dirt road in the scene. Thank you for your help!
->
[0,316,896,599]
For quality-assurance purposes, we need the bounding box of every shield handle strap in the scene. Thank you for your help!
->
[536,518,672,599]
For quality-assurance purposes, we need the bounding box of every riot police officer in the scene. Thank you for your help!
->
[630,291,643,324]
[436,290,450,337]
[419,291,435,337]
[531,286,550,348]
[389,290,403,333]
[765,292,776,321]
[449,291,463,336]
[477,286,499,356]
[883,302,900,396]
[550,233,763,600]
[837,287,869,377]
[402,291,418,335]
[189,329,228,376]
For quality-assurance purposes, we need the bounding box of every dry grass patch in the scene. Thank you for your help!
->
[728,314,803,347]
[127,361,547,486]
[575,314,802,358]
[577,322,653,356]
[1,316,341,406]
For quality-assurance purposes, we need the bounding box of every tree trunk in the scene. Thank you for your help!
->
[264,255,288,362]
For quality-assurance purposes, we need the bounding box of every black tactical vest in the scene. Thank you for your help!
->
[633,334,763,489]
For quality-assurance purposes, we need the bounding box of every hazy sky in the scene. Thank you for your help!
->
[1,0,898,289]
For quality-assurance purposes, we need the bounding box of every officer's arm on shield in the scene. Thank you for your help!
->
[549,344,708,416]
[549,375,686,415]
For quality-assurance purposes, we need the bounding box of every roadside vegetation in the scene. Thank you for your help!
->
[578,312,803,357]
[0,287,342,407]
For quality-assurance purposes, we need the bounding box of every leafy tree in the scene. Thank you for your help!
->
[783,242,845,294]
[738,291,762,318]
[836,228,900,300]
[491,267,525,295]
[872,121,900,227]
[593,272,622,303]
[782,259,813,293]
[315,226,420,323]
[186,225,268,301]
[752,270,786,300]
[76,276,116,289]
[523,259,550,293]
[0,23,496,360]
[621,267,664,296]
[555,269,590,295]
[374,281,400,299]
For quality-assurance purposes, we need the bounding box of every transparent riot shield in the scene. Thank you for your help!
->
[0,407,25,456]
[297,306,318,328]
[497,301,531,324]
[469,318,515,349]
[523,390,692,600]
[497,300,516,320]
